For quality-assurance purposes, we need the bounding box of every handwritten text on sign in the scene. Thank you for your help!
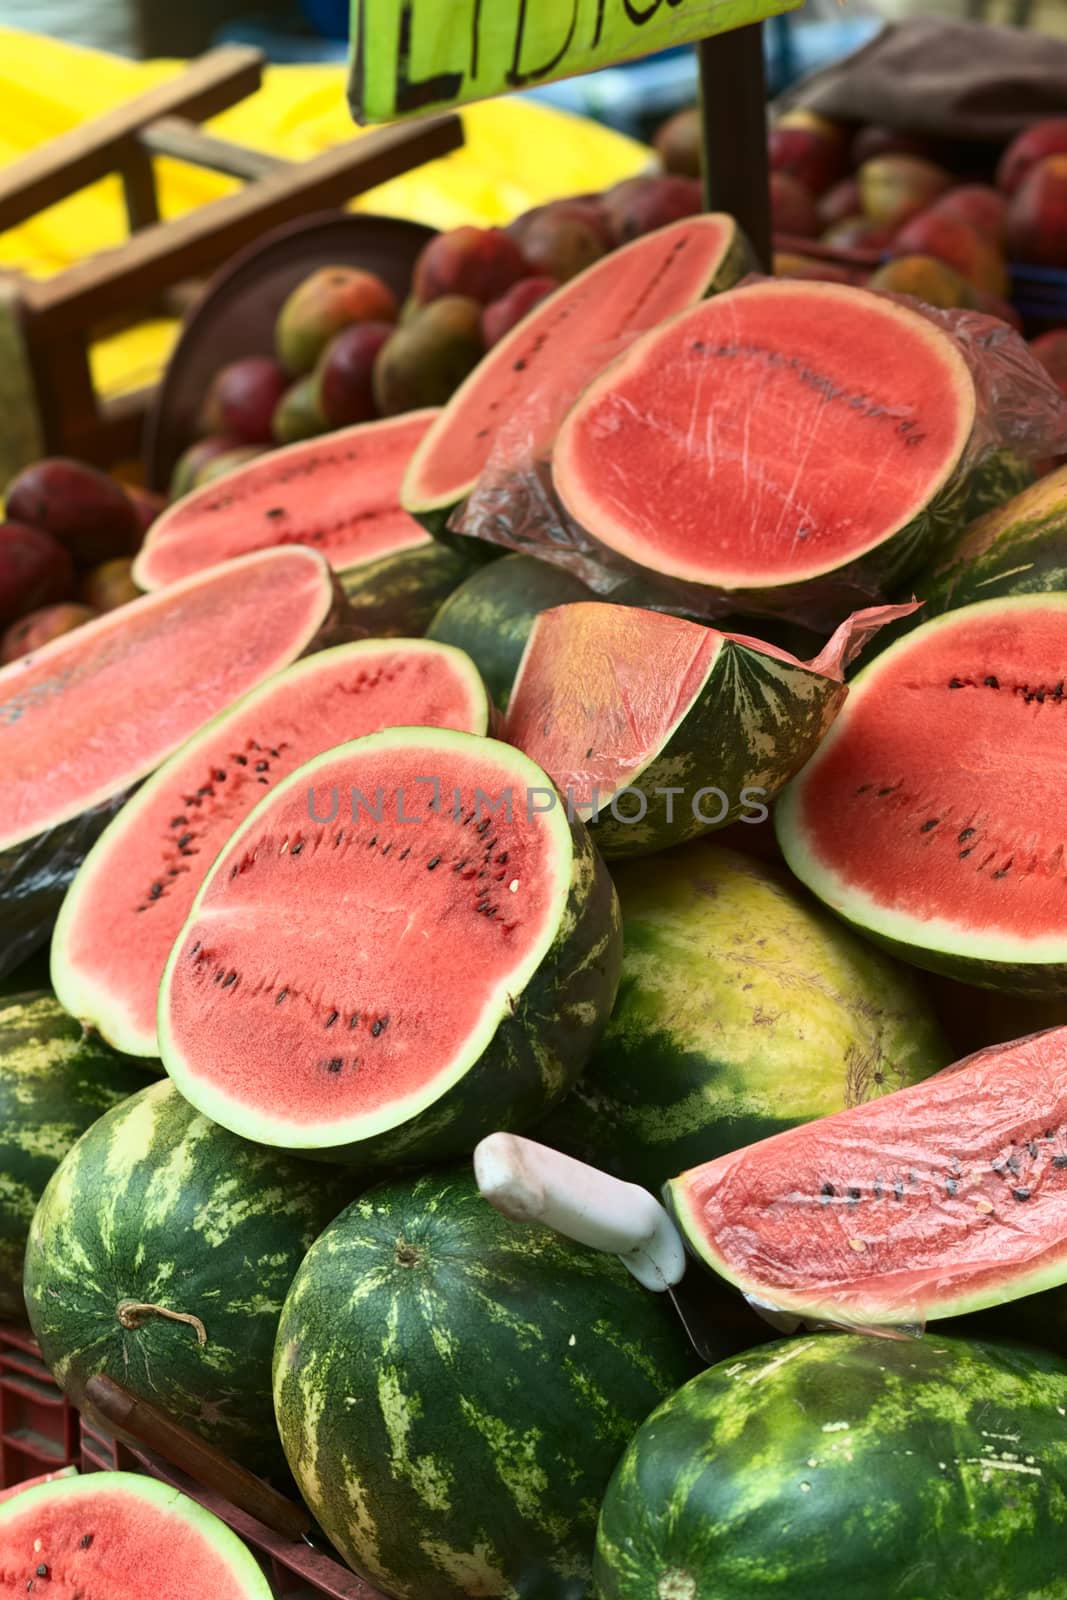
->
[349,0,801,122]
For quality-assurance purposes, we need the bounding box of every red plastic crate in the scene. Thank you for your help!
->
[0,1324,79,1490]
[80,1413,385,1600]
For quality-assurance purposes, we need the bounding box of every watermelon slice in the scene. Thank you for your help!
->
[134,410,439,592]
[503,601,907,859]
[0,1469,273,1597]
[552,280,977,617]
[158,728,621,1164]
[401,215,752,532]
[0,1465,77,1503]
[776,594,1067,995]
[667,1025,1067,1329]
[51,639,490,1058]
[0,546,340,980]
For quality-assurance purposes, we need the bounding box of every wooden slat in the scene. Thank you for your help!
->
[0,47,264,235]
[121,145,162,233]
[139,117,286,181]
[22,113,463,342]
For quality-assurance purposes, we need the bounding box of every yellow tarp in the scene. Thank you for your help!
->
[0,27,649,396]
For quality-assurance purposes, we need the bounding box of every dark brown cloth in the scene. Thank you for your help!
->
[775,17,1067,145]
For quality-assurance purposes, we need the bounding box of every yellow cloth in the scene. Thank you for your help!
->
[0,27,649,396]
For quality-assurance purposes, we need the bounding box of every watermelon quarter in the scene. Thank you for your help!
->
[776,594,1067,994]
[552,280,978,621]
[0,545,341,979]
[503,602,852,858]
[667,1025,1067,1330]
[273,1167,695,1600]
[23,1078,357,1479]
[158,728,621,1164]
[0,992,148,1322]
[401,214,753,533]
[51,639,491,1058]
[595,1333,1067,1600]
[0,1470,273,1598]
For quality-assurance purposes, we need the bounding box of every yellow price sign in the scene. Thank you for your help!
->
[349,0,802,122]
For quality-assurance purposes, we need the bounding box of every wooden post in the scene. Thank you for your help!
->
[697,23,772,272]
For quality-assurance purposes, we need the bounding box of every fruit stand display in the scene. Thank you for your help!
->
[5,5,1067,1598]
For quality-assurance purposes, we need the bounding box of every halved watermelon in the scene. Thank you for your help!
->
[667,1025,1067,1329]
[52,639,490,1058]
[552,280,978,618]
[134,410,439,592]
[0,1470,273,1598]
[402,215,752,533]
[503,602,877,858]
[158,727,621,1164]
[776,594,1067,995]
[0,546,340,980]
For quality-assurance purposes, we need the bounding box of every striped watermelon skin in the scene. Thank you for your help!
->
[595,1333,1067,1600]
[23,1079,358,1479]
[273,1168,696,1600]
[916,463,1067,619]
[0,992,148,1321]
[339,542,482,638]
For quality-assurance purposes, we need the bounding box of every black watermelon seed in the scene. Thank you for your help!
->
[214,769,226,782]
[821,1183,835,1200]
[877,786,893,797]
[958,828,976,842]
[1013,1187,1031,1202]
[399,847,410,860]
[372,1019,385,1037]
[291,841,303,855]
[1008,1154,1022,1174]
[984,676,999,688]
[1028,1141,1038,1159]
[276,988,288,1004]
[920,819,939,833]
[235,754,247,765]
[848,1186,861,1204]
[177,833,193,849]
[960,848,973,859]
[1053,1155,1067,1169]
[36,1566,48,1578]
[80,1535,93,1548]
[255,760,269,772]
[170,815,187,828]
[325,1011,338,1028]
[949,677,964,689]
[326,1058,343,1074]
[427,856,441,870]
[221,972,236,988]
[893,1180,904,1201]
[349,1014,359,1028]
[874,1180,883,1198]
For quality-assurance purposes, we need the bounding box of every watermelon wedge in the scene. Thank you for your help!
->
[667,1025,1067,1330]
[0,1470,273,1597]
[503,601,906,858]
[51,639,490,1058]
[0,546,340,980]
[776,594,1067,994]
[401,215,752,532]
[552,279,977,618]
[158,728,621,1164]
[134,410,439,592]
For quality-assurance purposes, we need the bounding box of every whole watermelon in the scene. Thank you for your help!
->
[596,1333,1067,1600]
[273,1167,697,1600]
[0,991,147,1321]
[23,1078,358,1479]
[539,842,950,1191]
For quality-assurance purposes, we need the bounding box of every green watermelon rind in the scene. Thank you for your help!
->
[0,1469,275,1597]
[339,540,486,637]
[0,991,148,1322]
[401,214,755,534]
[775,593,1067,996]
[272,1168,695,1600]
[509,617,847,860]
[157,727,622,1164]
[23,1078,356,1477]
[593,1333,1067,1600]
[51,639,492,1059]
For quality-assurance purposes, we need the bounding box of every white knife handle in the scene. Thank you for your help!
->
[473,1133,686,1291]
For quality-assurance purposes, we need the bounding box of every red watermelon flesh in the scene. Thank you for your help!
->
[52,640,490,1058]
[0,1469,273,1597]
[552,279,976,597]
[775,595,1067,989]
[402,214,751,525]
[158,729,591,1155]
[668,1025,1067,1328]
[0,546,338,861]
[134,411,438,591]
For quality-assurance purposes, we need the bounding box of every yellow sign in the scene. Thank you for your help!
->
[349,0,802,122]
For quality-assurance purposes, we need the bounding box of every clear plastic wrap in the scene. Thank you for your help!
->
[449,277,1067,633]
[669,1026,1067,1340]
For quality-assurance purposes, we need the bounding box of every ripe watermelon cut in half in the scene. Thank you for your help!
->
[51,638,491,1058]
[401,214,753,534]
[133,410,449,609]
[667,1024,1067,1330]
[158,727,621,1165]
[0,546,341,981]
[503,601,895,859]
[0,1470,273,1598]
[552,279,978,620]
[776,594,1067,994]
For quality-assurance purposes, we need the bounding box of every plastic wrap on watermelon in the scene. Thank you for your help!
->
[449,275,1067,634]
[665,1025,1067,1340]
[0,788,134,980]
